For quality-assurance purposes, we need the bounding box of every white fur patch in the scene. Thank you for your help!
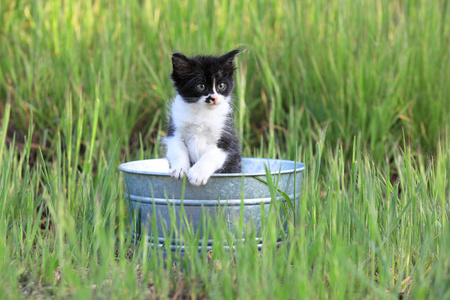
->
[187,146,227,185]
[165,93,231,185]
[165,136,190,178]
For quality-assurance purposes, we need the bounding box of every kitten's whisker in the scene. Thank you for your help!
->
[230,101,242,116]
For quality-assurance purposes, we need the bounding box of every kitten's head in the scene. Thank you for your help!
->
[170,49,240,107]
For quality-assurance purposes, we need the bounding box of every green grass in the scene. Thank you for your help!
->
[1,0,449,298]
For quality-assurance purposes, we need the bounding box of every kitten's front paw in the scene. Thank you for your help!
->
[187,165,213,186]
[169,167,189,180]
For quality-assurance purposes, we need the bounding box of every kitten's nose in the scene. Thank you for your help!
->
[205,94,218,105]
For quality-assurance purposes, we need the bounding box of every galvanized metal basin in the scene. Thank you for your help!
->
[119,158,304,251]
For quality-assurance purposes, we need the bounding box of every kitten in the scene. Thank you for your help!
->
[164,49,242,186]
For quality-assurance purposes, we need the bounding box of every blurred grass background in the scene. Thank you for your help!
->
[0,0,449,298]
[2,0,448,163]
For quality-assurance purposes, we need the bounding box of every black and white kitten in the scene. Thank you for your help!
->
[164,49,241,186]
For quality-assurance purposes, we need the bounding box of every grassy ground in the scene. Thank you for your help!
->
[1,0,449,298]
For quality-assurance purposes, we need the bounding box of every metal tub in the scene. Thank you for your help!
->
[119,158,304,251]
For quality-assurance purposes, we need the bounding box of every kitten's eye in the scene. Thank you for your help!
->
[196,84,206,92]
[218,82,226,91]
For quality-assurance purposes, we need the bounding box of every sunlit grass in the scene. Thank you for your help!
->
[1,0,449,162]
[1,110,448,298]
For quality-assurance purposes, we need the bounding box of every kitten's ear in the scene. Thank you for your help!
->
[220,49,241,66]
[172,53,191,75]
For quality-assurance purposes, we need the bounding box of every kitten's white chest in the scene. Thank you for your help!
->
[182,124,218,163]
[171,95,229,163]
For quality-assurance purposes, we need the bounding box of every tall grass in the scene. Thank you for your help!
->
[1,113,448,298]
[1,0,449,161]
[1,0,449,298]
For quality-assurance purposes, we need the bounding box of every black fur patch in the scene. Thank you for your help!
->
[215,116,241,173]
[167,116,175,137]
